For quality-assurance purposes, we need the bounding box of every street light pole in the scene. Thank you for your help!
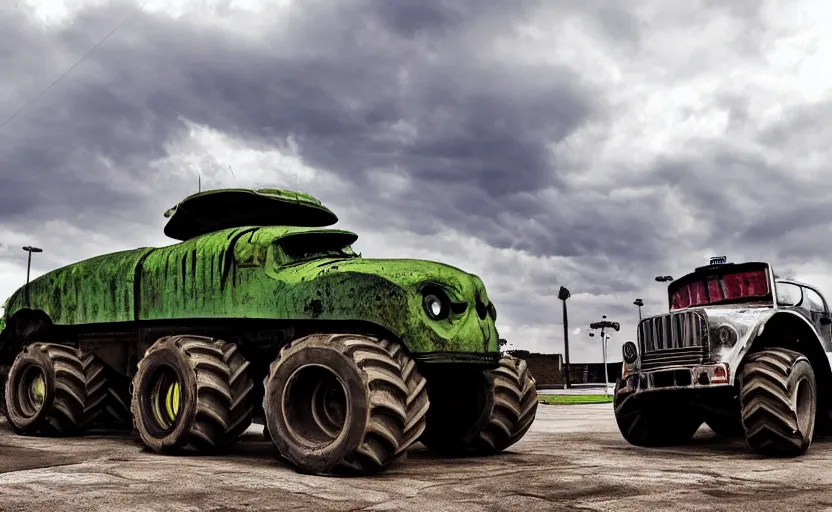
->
[589,315,620,397]
[603,333,611,389]
[602,329,608,395]
[558,286,571,389]
[22,246,43,306]
[633,298,644,322]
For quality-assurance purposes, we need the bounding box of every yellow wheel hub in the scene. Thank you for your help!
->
[30,374,45,408]
[149,368,183,429]
[164,381,180,421]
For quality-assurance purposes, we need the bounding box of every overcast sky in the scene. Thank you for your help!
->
[2,0,832,362]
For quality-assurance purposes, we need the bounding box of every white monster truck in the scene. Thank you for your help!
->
[615,257,831,456]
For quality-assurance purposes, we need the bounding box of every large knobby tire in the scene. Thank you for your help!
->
[91,369,133,429]
[0,364,10,416]
[739,347,816,456]
[4,343,107,435]
[419,353,538,455]
[104,374,133,428]
[614,380,704,447]
[263,334,429,475]
[131,335,254,453]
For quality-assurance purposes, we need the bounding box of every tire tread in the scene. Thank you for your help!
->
[8,343,109,435]
[131,335,253,452]
[476,354,539,453]
[264,333,429,474]
[739,347,815,456]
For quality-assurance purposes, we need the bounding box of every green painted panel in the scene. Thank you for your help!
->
[1,205,501,355]
[136,225,499,353]
[4,248,153,325]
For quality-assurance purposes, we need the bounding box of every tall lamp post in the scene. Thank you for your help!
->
[22,246,43,306]
[558,286,571,389]
[589,315,620,396]
[633,298,644,321]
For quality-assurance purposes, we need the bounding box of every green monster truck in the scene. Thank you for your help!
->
[0,188,538,475]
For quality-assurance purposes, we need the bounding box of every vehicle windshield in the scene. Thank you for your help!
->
[278,232,358,263]
[669,264,772,310]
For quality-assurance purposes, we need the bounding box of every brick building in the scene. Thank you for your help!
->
[506,350,622,388]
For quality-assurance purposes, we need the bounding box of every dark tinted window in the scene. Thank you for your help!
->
[671,268,770,310]
[279,232,357,262]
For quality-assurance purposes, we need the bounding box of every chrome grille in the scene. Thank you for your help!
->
[638,311,708,370]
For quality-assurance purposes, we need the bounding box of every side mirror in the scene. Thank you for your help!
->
[622,341,638,364]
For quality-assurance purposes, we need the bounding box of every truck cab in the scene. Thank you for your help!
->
[773,279,832,343]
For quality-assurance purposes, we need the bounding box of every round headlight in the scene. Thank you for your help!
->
[717,324,738,346]
[423,294,444,319]
[622,341,638,364]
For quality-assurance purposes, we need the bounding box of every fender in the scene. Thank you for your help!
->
[725,309,832,385]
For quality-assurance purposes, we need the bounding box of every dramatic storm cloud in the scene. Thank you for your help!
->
[2,0,832,361]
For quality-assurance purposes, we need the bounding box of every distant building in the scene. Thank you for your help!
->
[506,350,622,388]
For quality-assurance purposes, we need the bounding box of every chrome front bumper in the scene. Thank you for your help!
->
[618,363,732,396]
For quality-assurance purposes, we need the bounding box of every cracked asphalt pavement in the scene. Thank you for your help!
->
[1,404,832,511]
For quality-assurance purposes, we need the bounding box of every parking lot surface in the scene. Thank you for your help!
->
[1,403,832,511]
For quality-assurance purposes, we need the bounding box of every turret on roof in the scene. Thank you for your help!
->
[163,188,338,241]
